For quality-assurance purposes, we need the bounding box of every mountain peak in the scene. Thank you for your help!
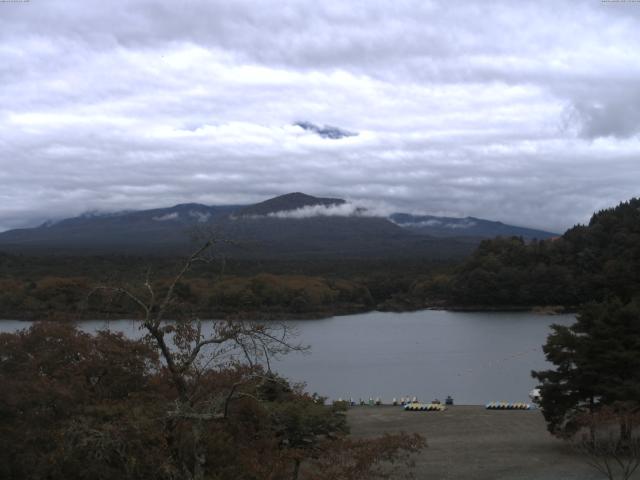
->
[236,193,346,217]
[293,121,357,139]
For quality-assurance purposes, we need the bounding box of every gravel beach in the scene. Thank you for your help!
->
[347,405,634,480]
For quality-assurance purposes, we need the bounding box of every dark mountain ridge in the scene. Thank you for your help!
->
[0,193,554,258]
[235,192,345,217]
[390,213,556,240]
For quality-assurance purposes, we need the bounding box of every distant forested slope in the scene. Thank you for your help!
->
[3,197,638,318]
[446,198,640,307]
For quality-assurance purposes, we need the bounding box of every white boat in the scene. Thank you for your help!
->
[529,388,541,403]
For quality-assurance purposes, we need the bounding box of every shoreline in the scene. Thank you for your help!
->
[0,303,576,322]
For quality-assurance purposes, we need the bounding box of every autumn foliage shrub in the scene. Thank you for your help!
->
[0,323,424,480]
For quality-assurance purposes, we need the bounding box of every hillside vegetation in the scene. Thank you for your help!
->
[445,198,640,307]
[0,255,450,320]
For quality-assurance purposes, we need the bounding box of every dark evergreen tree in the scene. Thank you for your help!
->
[532,298,640,436]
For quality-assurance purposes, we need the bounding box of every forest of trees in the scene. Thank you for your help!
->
[445,198,640,307]
[0,254,449,320]
[0,274,375,320]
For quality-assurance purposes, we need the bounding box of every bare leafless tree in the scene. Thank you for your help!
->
[574,404,640,480]
[91,237,306,480]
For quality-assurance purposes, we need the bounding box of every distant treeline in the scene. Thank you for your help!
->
[0,255,452,320]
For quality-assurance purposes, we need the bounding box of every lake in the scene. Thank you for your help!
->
[0,310,574,405]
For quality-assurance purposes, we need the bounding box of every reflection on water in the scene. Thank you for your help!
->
[1,310,574,404]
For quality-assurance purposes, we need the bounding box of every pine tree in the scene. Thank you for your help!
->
[532,298,640,437]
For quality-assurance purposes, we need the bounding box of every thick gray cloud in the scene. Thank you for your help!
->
[1,0,639,233]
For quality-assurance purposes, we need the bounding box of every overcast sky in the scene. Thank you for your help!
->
[1,0,639,233]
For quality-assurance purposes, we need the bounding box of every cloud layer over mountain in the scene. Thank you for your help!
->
[1,0,639,232]
[267,203,366,219]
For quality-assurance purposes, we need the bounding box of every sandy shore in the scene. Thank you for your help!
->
[347,405,632,480]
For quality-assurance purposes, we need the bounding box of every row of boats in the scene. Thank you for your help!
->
[485,401,532,410]
[336,396,454,406]
[404,403,447,411]
[333,389,543,410]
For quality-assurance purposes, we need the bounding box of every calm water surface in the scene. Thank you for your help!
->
[1,310,574,405]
